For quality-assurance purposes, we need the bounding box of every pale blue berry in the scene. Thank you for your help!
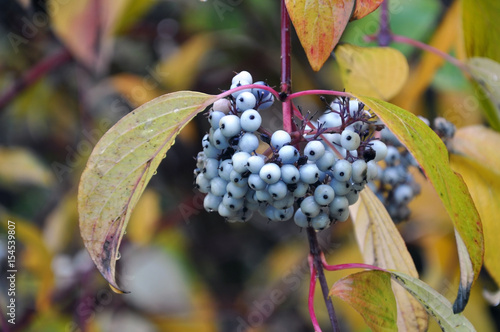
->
[304,140,325,161]
[281,164,300,184]
[314,184,335,206]
[259,163,281,184]
[271,130,291,150]
[219,115,241,138]
[236,92,257,111]
[300,196,321,218]
[238,132,259,153]
[333,160,352,182]
[299,163,320,184]
[278,145,299,164]
[240,109,262,132]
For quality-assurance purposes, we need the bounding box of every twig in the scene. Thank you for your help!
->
[378,0,392,46]
[308,254,322,332]
[281,0,293,133]
[0,48,72,111]
[307,227,340,331]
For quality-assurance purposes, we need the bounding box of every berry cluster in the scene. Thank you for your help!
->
[369,116,456,223]
[194,71,388,230]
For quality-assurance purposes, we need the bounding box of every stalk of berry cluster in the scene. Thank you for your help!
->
[279,1,339,330]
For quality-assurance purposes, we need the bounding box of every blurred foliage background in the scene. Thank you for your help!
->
[0,0,498,331]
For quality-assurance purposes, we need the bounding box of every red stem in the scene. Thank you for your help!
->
[281,0,293,133]
[0,48,72,111]
[308,254,322,332]
[320,253,387,272]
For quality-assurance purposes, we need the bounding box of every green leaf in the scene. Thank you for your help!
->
[354,95,483,313]
[285,0,355,71]
[330,270,397,332]
[78,91,217,291]
[466,57,500,131]
[390,271,476,331]
[462,0,500,63]
[350,188,428,331]
[336,45,409,100]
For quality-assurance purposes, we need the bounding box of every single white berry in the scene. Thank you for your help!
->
[240,109,262,132]
[280,164,300,184]
[259,163,281,184]
[351,159,368,183]
[279,145,300,164]
[236,91,257,111]
[232,71,253,85]
[341,129,361,151]
[248,173,267,190]
[328,196,349,218]
[219,115,241,138]
[294,208,309,228]
[196,173,211,193]
[311,211,330,230]
[218,159,233,181]
[273,207,294,221]
[293,182,309,197]
[212,128,229,150]
[385,146,400,166]
[204,193,222,212]
[300,196,321,218]
[329,179,351,196]
[271,130,291,150]
[210,177,228,197]
[346,189,359,205]
[304,140,325,161]
[393,184,413,205]
[226,181,248,199]
[318,112,342,129]
[299,163,320,184]
[316,151,335,171]
[231,151,251,173]
[332,159,352,182]
[209,111,225,129]
[238,132,259,153]
[268,181,288,200]
[314,184,335,206]
[246,155,265,173]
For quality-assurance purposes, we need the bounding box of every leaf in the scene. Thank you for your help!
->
[330,270,398,332]
[462,0,500,63]
[466,57,500,131]
[336,45,409,100]
[0,147,54,187]
[450,153,500,289]
[156,34,214,91]
[351,0,384,20]
[350,188,428,331]
[355,96,484,313]
[390,271,476,332]
[78,91,217,291]
[392,1,460,111]
[452,125,500,172]
[285,0,355,71]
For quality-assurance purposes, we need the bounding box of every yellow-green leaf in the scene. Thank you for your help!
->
[462,0,500,63]
[355,96,483,313]
[336,45,409,100]
[390,271,476,332]
[285,0,355,71]
[351,0,384,20]
[350,188,428,331]
[466,57,500,131]
[0,147,54,187]
[330,270,397,332]
[450,154,500,289]
[78,91,217,291]
[452,125,500,172]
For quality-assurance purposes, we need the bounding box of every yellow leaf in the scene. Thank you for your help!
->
[330,271,398,332]
[78,91,217,291]
[285,0,355,71]
[127,189,161,245]
[350,188,428,331]
[355,96,483,312]
[466,58,500,131]
[336,45,409,100]
[351,0,384,20]
[43,192,79,253]
[111,73,164,108]
[452,125,500,176]
[0,146,54,187]
[156,34,214,91]
[462,0,500,63]
[391,1,460,111]
[450,154,500,289]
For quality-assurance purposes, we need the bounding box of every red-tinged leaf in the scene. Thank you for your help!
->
[78,91,217,291]
[355,95,484,313]
[330,270,398,332]
[351,0,384,20]
[285,0,355,71]
[350,188,428,331]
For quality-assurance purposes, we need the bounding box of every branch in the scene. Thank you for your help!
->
[281,0,293,133]
[307,227,340,331]
[377,0,392,46]
[0,48,72,111]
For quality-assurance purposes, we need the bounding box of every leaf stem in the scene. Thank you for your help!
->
[281,0,293,133]
[391,34,470,74]
[0,48,72,111]
[308,254,322,332]
[307,227,340,332]
[288,89,352,100]
[378,0,392,46]
[320,253,387,272]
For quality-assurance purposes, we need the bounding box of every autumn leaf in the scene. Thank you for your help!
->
[336,45,409,100]
[330,270,398,332]
[350,188,428,331]
[78,91,217,291]
[351,0,384,20]
[285,0,355,71]
[355,96,483,313]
